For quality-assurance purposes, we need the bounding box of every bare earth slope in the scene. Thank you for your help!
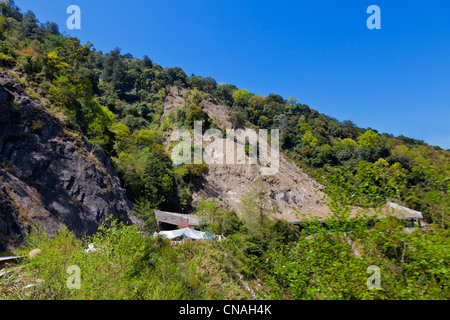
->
[164,86,423,223]
[164,86,332,221]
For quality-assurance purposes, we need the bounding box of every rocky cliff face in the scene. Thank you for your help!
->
[0,72,133,251]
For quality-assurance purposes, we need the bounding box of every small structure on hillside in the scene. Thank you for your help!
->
[154,210,201,230]
[290,202,424,231]
[387,202,423,228]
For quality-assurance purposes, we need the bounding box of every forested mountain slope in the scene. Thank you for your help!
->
[0,1,448,244]
[0,2,448,301]
[163,85,332,221]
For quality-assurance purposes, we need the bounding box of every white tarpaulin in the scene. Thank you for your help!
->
[155,227,207,240]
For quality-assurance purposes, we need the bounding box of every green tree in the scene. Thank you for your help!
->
[386,162,408,201]
[132,198,157,232]
[240,179,273,241]
[188,88,205,106]
[357,129,380,147]
[229,108,247,129]
[134,129,155,147]
[302,130,318,148]
[249,94,265,110]
[232,89,251,108]
[186,104,209,128]
[355,160,384,205]
[258,115,270,129]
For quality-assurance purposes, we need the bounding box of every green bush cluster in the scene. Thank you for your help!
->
[261,217,449,299]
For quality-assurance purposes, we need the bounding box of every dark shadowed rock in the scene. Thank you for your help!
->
[0,72,134,251]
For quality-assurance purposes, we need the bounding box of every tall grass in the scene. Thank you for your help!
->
[1,218,250,300]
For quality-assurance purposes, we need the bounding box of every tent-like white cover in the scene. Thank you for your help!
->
[155,227,206,240]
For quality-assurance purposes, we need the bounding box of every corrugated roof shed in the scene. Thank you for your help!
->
[387,202,423,219]
[154,210,201,227]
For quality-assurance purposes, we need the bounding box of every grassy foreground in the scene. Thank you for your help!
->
[0,220,252,300]
[1,215,449,300]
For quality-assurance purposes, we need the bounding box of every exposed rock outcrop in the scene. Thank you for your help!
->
[163,85,332,221]
[0,72,133,251]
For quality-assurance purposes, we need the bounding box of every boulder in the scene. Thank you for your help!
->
[28,249,41,259]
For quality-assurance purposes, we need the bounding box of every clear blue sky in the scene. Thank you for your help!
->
[14,0,450,149]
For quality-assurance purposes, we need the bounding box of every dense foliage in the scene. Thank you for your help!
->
[262,217,449,299]
[0,220,252,299]
[0,2,207,212]
[2,205,448,300]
